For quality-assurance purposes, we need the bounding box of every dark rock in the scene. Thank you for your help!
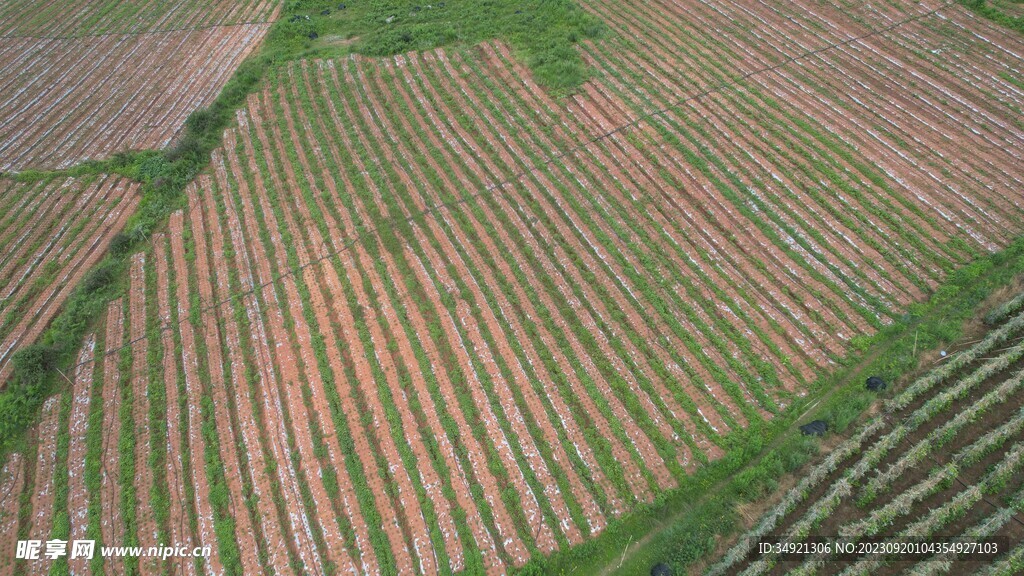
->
[799,420,828,437]
[651,563,672,576]
[866,376,887,392]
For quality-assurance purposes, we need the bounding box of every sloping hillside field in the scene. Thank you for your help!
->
[2,0,1024,574]
[0,175,140,387]
[0,0,276,171]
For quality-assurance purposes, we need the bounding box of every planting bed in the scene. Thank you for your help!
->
[0,0,276,171]
[0,175,140,387]
[0,453,24,576]
[0,0,276,37]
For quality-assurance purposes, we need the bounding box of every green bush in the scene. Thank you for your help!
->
[80,261,116,293]
[11,345,61,387]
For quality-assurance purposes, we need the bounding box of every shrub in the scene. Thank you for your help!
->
[80,262,116,293]
[12,345,61,387]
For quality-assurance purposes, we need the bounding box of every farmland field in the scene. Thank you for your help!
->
[704,292,1024,576]
[2,0,1024,575]
[0,175,140,388]
[0,0,278,36]
[0,0,276,171]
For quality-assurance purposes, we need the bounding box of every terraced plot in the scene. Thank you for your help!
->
[0,175,140,387]
[575,0,1024,261]
[705,294,1024,575]
[0,0,277,37]
[0,0,276,171]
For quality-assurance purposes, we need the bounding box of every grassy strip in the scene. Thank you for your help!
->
[960,0,1024,33]
[524,237,1024,575]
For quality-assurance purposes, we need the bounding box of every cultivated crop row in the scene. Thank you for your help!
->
[0,23,271,171]
[575,0,1024,319]
[0,0,276,37]
[706,301,1024,575]
[0,175,139,387]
